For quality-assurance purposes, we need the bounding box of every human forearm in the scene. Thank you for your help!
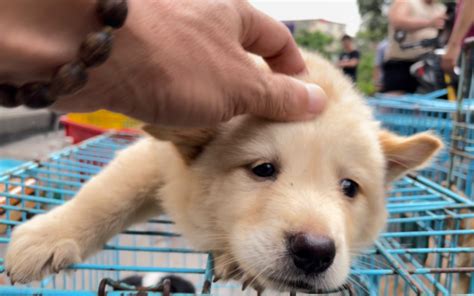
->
[390,16,431,32]
[441,1,474,72]
[345,59,359,68]
[0,0,327,126]
[446,1,474,51]
[338,59,358,68]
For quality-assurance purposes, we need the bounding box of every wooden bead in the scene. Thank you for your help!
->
[51,63,88,95]
[97,0,128,28]
[17,82,55,109]
[79,29,113,67]
[0,84,21,108]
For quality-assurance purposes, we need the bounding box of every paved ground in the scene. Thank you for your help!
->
[0,107,59,144]
[0,130,71,161]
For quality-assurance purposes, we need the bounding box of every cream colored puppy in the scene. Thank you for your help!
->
[5,51,442,292]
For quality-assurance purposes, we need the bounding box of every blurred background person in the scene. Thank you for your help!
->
[383,0,446,95]
[337,35,360,82]
[374,38,388,92]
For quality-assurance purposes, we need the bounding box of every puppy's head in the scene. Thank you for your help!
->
[144,52,442,292]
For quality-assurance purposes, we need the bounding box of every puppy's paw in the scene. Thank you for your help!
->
[5,218,81,284]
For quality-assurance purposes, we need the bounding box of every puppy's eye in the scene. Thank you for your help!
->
[251,163,276,178]
[340,179,359,198]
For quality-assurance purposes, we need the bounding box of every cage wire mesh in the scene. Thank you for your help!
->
[368,40,474,200]
[0,132,473,296]
[1,37,473,296]
[368,93,474,199]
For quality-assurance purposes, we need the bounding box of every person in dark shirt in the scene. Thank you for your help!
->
[337,35,360,82]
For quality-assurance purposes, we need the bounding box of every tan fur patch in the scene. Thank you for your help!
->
[142,124,216,162]
[379,131,443,181]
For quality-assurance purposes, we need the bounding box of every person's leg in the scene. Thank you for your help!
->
[382,61,406,95]
[382,60,419,94]
[404,60,419,93]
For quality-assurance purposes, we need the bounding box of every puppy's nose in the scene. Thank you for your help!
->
[287,233,336,275]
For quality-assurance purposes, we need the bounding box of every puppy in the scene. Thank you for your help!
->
[5,51,442,292]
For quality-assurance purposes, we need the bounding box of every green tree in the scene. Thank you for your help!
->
[295,30,334,59]
[355,0,389,95]
[356,29,379,95]
[357,0,389,43]
[356,51,376,95]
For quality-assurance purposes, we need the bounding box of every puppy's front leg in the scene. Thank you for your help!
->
[6,138,164,284]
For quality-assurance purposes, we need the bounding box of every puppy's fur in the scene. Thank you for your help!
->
[5,51,442,292]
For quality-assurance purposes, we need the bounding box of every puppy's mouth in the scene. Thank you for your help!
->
[267,275,315,291]
[229,263,347,293]
[265,273,349,293]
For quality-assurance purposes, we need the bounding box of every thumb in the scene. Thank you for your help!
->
[244,73,327,121]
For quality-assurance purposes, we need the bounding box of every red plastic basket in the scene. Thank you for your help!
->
[60,117,106,144]
[60,116,139,144]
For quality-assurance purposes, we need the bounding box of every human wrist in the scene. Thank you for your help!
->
[51,0,155,116]
[0,0,129,109]
[0,0,99,84]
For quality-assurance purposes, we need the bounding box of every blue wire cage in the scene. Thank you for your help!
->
[368,41,474,200]
[1,132,473,295]
[368,90,474,199]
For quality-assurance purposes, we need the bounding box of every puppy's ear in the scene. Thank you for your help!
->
[379,130,443,182]
[142,124,216,163]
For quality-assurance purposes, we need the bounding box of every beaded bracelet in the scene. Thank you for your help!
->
[0,0,128,109]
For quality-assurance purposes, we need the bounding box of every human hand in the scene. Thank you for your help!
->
[429,13,447,30]
[441,44,461,73]
[49,0,326,126]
